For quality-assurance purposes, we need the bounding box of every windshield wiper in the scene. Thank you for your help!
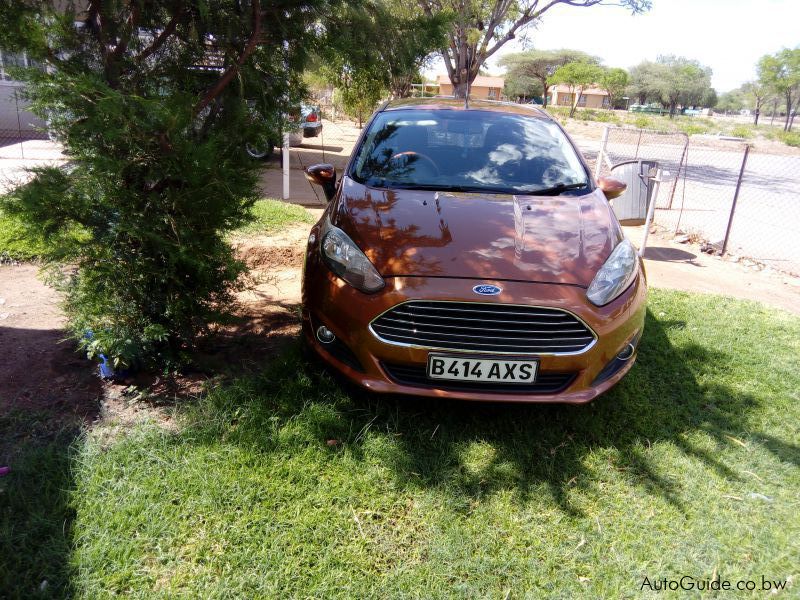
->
[382,183,519,194]
[526,182,589,196]
[383,183,474,192]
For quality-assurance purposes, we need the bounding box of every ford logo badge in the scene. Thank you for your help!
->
[473,284,502,296]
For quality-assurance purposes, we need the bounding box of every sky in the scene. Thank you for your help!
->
[424,0,800,93]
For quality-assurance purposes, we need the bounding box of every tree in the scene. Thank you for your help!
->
[758,48,800,131]
[0,1,332,368]
[741,81,771,124]
[336,68,386,127]
[499,49,598,107]
[627,61,663,105]
[654,55,712,118]
[716,89,746,114]
[600,67,629,109]
[417,0,651,98]
[550,61,603,117]
[320,1,447,103]
[503,71,540,102]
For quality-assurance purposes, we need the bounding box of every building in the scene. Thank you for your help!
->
[436,74,505,100]
[548,84,610,109]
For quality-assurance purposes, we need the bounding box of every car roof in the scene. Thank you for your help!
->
[382,97,552,120]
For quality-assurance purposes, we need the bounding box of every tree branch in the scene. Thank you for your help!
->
[136,8,183,64]
[193,0,262,116]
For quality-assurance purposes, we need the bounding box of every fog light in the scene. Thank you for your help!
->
[617,343,635,361]
[316,325,336,344]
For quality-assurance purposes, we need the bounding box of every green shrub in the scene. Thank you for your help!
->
[633,115,652,129]
[730,125,754,139]
[0,2,322,369]
[775,131,800,147]
[676,122,710,135]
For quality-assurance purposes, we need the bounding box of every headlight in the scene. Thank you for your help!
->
[320,220,384,293]
[587,239,638,306]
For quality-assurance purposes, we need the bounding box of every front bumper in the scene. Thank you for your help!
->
[302,247,647,404]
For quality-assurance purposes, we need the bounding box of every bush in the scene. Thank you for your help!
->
[676,121,710,135]
[775,131,800,147]
[633,115,652,129]
[730,125,754,139]
[0,2,324,369]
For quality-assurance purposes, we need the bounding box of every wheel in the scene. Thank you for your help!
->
[245,140,275,160]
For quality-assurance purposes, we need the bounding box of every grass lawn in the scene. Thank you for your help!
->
[0,208,50,261]
[235,199,316,236]
[2,290,799,598]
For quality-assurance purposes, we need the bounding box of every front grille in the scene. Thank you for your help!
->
[382,362,576,394]
[370,301,595,355]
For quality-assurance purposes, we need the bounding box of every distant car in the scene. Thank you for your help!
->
[301,98,646,404]
[245,104,323,160]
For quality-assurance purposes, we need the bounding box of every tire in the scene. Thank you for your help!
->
[245,140,275,160]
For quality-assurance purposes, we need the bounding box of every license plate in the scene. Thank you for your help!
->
[426,354,538,384]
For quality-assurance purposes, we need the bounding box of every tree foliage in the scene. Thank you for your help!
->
[550,61,603,117]
[627,61,663,105]
[417,0,650,98]
[757,48,800,131]
[628,56,713,117]
[319,0,447,111]
[0,0,331,368]
[499,49,598,107]
[600,67,628,109]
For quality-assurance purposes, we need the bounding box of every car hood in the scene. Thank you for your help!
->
[332,178,623,287]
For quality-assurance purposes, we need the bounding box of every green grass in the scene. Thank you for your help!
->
[0,208,50,261]
[550,107,798,146]
[1,199,313,261]
[770,130,800,147]
[3,290,800,597]
[235,199,315,236]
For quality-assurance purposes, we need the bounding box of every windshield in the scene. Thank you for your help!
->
[351,109,590,194]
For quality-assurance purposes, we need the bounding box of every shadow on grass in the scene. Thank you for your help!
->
[184,304,799,518]
[0,325,102,598]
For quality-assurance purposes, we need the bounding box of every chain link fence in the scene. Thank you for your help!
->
[596,126,800,276]
[0,83,62,193]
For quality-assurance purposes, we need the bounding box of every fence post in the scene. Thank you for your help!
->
[721,144,751,255]
[13,88,25,159]
[595,126,609,180]
[667,136,689,209]
[282,133,290,200]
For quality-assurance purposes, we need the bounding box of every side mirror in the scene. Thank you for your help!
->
[305,164,336,201]
[597,177,627,201]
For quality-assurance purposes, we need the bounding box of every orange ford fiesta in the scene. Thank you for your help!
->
[302,98,646,403]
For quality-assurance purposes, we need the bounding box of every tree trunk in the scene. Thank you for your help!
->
[538,76,548,108]
[771,98,778,125]
[787,96,799,132]
[452,80,469,98]
[784,93,793,131]
[569,90,579,118]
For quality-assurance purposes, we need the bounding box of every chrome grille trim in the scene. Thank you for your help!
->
[369,301,597,356]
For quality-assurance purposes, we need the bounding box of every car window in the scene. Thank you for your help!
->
[351,109,589,194]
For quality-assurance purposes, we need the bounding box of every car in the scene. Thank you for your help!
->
[245,103,323,159]
[301,98,646,403]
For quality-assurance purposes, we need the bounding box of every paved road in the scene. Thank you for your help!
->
[576,136,800,276]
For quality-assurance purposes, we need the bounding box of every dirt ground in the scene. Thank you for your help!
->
[1,209,798,464]
[0,222,315,463]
